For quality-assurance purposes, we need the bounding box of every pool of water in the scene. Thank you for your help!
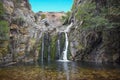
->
[0,61,120,80]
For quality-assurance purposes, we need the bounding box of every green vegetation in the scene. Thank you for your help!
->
[0,21,9,40]
[75,1,108,30]
[0,2,5,18]
[68,0,120,30]
[60,33,65,54]
[41,14,46,19]
[50,35,57,60]
[61,11,71,22]
[0,2,9,40]
[108,0,120,15]
[0,2,9,59]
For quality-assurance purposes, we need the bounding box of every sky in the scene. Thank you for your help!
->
[29,0,73,13]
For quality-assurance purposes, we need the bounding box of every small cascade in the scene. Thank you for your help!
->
[58,23,73,62]
[40,32,51,62]
[56,32,61,59]
[47,33,51,61]
[39,23,73,62]
[57,39,60,59]
[41,34,44,62]
[62,32,69,61]
[65,23,73,32]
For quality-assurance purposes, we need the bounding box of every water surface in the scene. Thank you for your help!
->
[0,61,120,80]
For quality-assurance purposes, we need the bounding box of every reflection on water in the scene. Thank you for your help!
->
[57,62,73,80]
[0,61,120,80]
[58,62,69,80]
[38,61,78,80]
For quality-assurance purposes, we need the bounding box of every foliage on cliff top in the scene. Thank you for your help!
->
[71,0,120,30]
[76,1,108,30]
[61,11,71,24]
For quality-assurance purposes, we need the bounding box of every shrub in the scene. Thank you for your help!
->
[75,1,111,30]
[0,2,5,19]
[41,14,46,19]
[61,11,71,22]
[0,21,9,40]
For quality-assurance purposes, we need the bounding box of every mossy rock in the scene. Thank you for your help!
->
[0,40,8,47]
[0,47,8,56]
[50,35,57,60]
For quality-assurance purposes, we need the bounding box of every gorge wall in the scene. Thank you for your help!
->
[68,0,120,63]
[0,0,41,63]
[0,0,66,64]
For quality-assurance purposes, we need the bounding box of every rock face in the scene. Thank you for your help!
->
[69,0,120,63]
[35,12,65,35]
[1,0,42,63]
[0,0,65,64]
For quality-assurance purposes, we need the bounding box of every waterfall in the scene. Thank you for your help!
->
[62,32,69,61]
[48,33,51,61]
[65,23,73,32]
[58,23,73,61]
[57,39,61,59]
[41,35,44,62]
[39,23,73,62]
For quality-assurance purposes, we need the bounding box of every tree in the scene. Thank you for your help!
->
[75,0,112,30]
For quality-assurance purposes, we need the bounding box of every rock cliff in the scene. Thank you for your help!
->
[0,0,41,63]
[0,0,66,64]
[69,0,120,63]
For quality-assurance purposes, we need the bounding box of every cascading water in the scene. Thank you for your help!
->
[41,32,51,62]
[41,35,44,62]
[58,23,73,61]
[57,39,61,59]
[40,23,73,62]
[62,32,69,61]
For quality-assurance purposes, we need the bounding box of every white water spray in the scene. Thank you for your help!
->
[59,23,73,61]
[62,32,69,61]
